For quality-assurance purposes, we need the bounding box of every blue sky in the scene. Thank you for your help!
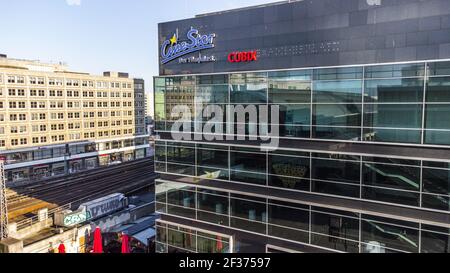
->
[1,0,276,94]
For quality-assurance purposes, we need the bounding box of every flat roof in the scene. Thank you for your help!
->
[195,0,303,18]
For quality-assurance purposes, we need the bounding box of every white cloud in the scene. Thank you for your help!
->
[66,0,81,6]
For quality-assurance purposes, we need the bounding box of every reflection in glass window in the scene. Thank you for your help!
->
[363,128,421,144]
[426,77,450,103]
[279,104,311,125]
[314,104,361,127]
[313,80,362,103]
[314,67,363,80]
[365,64,425,78]
[231,197,267,234]
[422,194,450,211]
[197,192,229,226]
[362,186,420,207]
[364,104,422,129]
[311,211,360,252]
[269,70,311,103]
[421,227,450,253]
[364,79,424,103]
[428,61,450,76]
[230,83,267,103]
[425,104,450,130]
[363,163,420,191]
[196,85,229,104]
[312,158,360,184]
[313,126,361,140]
[362,217,419,253]
[422,167,450,195]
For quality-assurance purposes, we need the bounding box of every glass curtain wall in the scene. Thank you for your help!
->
[155,61,450,146]
[156,141,450,213]
[155,182,450,253]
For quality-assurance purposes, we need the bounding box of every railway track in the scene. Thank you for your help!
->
[7,158,157,222]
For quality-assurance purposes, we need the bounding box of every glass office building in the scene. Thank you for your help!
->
[154,0,450,253]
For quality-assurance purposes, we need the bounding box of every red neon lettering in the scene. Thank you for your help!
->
[227,51,258,63]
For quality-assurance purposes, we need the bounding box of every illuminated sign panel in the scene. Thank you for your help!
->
[228,51,258,63]
[161,27,216,65]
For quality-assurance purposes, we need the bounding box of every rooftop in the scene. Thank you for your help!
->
[196,0,303,18]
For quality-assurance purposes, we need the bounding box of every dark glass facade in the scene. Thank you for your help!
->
[155,0,450,253]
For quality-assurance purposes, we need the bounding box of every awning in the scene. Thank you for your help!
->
[132,228,156,246]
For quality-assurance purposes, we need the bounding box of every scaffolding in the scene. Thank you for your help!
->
[0,159,8,240]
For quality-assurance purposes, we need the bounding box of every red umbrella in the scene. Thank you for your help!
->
[58,243,66,254]
[216,235,223,253]
[121,233,130,254]
[93,227,103,254]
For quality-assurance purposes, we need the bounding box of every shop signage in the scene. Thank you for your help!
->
[161,27,216,65]
[80,193,126,220]
[228,51,258,63]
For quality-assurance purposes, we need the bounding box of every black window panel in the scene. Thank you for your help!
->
[197,193,229,225]
[167,164,195,176]
[364,79,424,103]
[364,104,423,129]
[312,181,360,198]
[231,171,267,186]
[423,168,450,195]
[269,204,309,231]
[313,126,361,141]
[167,189,196,208]
[362,214,419,229]
[313,80,362,103]
[312,158,360,184]
[311,211,360,253]
[270,150,310,157]
[269,176,310,192]
[362,220,419,253]
[312,153,360,161]
[197,148,228,169]
[167,145,195,165]
[422,194,450,212]
[363,157,420,167]
[268,225,309,244]
[197,167,229,180]
[279,125,311,138]
[155,145,166,162]
[362,186,420,207]
[166,229,197,252]
[363,128,422,144]
[421,231,450,253]
[363,163,421,191]
[231,198,266,222]
[314,104,362,127]
[423,161,450,169]
[231,151,266,173]
[269,154,310,177]
[365,63,425,78]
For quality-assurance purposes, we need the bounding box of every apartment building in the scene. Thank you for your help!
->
[0,55,151,184]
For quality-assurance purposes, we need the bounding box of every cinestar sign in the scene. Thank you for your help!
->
[161,27,216,65]
[228,51,258,63]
